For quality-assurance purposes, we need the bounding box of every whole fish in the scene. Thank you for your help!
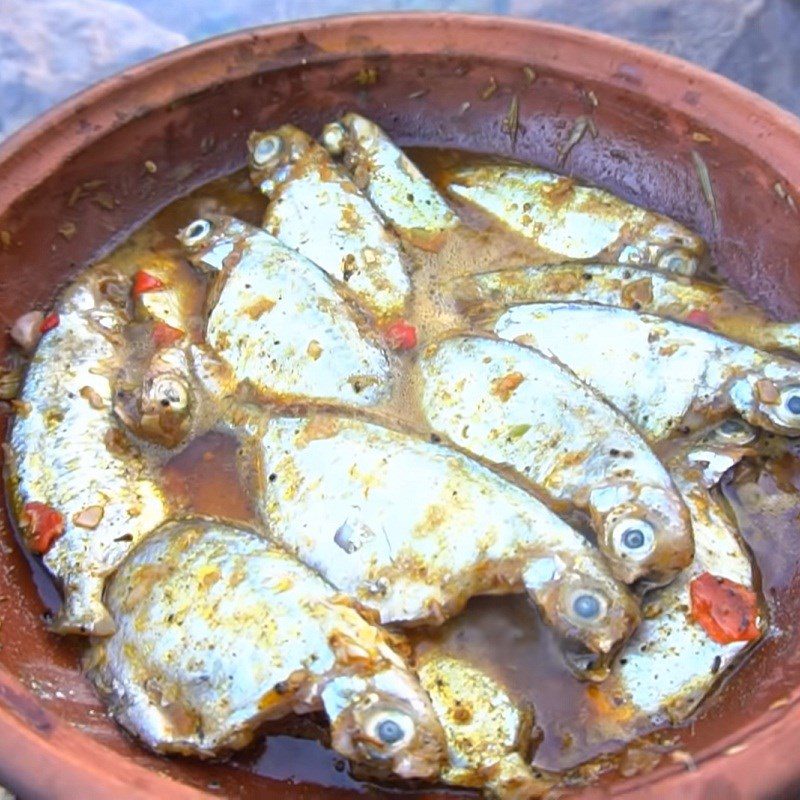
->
[418,334,693,585]
[240,411,640,680]
[588,419,765,730]
[417,652,553,798]
[487,303,800,440]
[451,262,800,355]
[5,266,169,635]
[248,125,411,320]
[321,112,460,250]
[178,214,392,408]
[86,517,447,778]
[442,162,705,274]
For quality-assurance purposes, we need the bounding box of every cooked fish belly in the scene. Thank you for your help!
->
[6,271,169,636]
[87,517,446,777]
[417,652,553,799]
[452,262,800,355]
[179,214,391,407]
[241,412,640,679]
[488,302,800,440]
[248,125,411,320]
[442,163,704,274]
[418,334,693,585]
[322,112,460,250]
[592,420,765,726]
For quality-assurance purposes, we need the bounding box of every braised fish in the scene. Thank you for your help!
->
[451,262,800,355]
[321,112,460,250]
[248,125,411,320]
[417,652,553,798]
[240,411,640,679]
[418,334,693,585]
[87,516,446,777]
[5,267,169,635]
[178,214,392,408]
[487,302,800,440]
[442,163,705,274]
[588,419,765,729]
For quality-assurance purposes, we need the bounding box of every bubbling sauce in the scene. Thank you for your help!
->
[8,148,800,798]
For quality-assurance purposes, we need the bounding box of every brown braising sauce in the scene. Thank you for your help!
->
[8,149,800,797]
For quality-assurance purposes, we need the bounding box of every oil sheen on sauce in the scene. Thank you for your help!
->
[10,149,800,797]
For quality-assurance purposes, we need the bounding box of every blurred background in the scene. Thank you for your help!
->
[2,0,800,141]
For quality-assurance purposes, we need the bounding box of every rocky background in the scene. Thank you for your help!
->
[1,0,800,141]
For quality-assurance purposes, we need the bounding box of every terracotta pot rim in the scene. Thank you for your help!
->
[1,12,799,800]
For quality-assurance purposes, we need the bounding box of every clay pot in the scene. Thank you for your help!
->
[1,13,799,800]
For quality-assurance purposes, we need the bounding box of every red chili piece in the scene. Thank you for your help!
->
[385,320,418,351]
[689,571,760,644]
[22,502,65,554]
[152,321,185,348]
[132,270,165,297]
[39,313,60,333]
[685,308,715,330]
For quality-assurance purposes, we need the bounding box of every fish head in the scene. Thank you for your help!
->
[590,482,694,586]
[321,113,373,158]
[677,417,759,486]
[616,223,703,276]
[322,667,446,780]
[114,346,194,449]
[247,125,311,196]
[730,361,800,436]
[177,214,254,273]
[524,556,641,682]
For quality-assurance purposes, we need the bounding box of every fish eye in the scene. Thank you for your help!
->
[321,122,346,156]
[365,709,414,750]
[712,417,756,444]
[251,134,283,167]
[656,247,696,275]
[148,376,189,413]
[569,590,607,622]
[181,219,212,247]
[774,384,800,426]
[611,517,656,560]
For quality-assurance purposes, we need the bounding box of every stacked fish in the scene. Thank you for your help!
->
[7,112,799,798]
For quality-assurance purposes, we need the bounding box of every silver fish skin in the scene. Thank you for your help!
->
[178,214,392,408]
[248,126,412,321]
[488,302,800,440]
[442,163,705,274]
[321,112,460,250]
[242,412,640,679]
[418,334,693,586]
[591,419,765,728]
[6,270,169,636]
[451,262,800,356]
[87,517,446,777]
[417,652,553,799]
